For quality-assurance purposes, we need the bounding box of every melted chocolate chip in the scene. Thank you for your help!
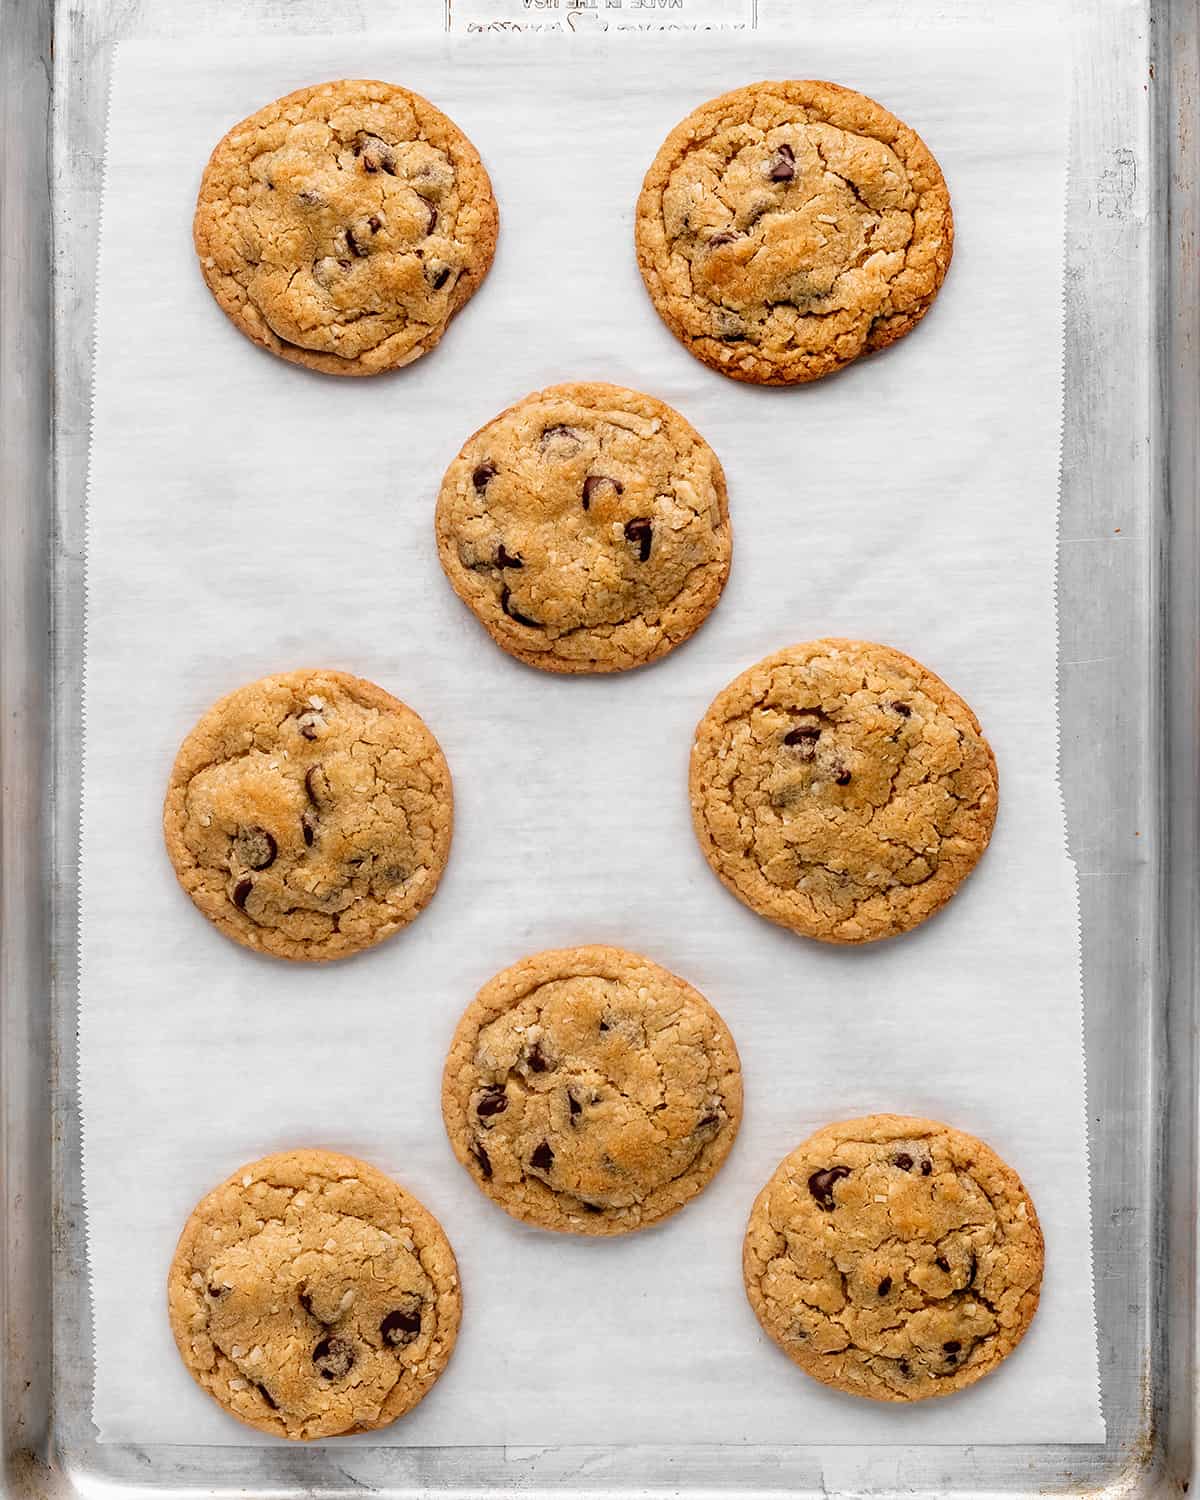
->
[471,1141,492,1179]
[898,1359,911,1377]
[356,134,396,174]
[943,1340,961,1352]
[877,1276,892,1296]
[312,1335,356,1380]
[807,1166,850,1211]
[429,264,452,290]
[784,725,820,756]
[255,1382,278,1410]
[368,215,382,233]
[892,702,912,717]
[921,1160,932,1177]
[582,1201,603,1214]
[936,1256,951,1273]
[582,474,624,509]
[207,1283,229,1299]
[540,424,583,454]
[598,1019,610,1033]
[708,231,739,247]
[232,878,253,911]
[380,1304,422,1347]
[501,586,541,628]
[425,201,438,235]
[301,811,317,848]
[496,544,524,569]
[526,1041,549,1073]
[236,826,277,870]
[345,225,368,258]
[530,1140,554,1172]
[769,142,796,182]
[835,768,852,786]
[696,1113,719,1131]
[945,1351,958,1365]
[893,1153,914,1171]
[297,711,323,741]
[624,517,653,561]
[298,1289,315,1318]
[966,1253,977,1289]
[476,1085,508,1119]
[568,1092,582,1120]
[305,764,330,808]
[473,463,497,492]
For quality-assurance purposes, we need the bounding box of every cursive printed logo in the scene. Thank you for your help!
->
[452,0,754,31]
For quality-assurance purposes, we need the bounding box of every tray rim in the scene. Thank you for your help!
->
[1,0,1196,1495]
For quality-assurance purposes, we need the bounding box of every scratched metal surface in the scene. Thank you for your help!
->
[0,0,1195,1495]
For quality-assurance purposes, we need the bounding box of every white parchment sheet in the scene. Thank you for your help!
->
[81,27,1103,1446]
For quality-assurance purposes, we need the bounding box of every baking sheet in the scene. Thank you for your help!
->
[79,28,1103,1446]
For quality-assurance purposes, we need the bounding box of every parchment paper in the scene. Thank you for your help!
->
[81,27,1103,1445]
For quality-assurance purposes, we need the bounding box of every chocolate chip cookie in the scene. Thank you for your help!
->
[442,946,742,1234]
[690,640,997,944]
[194,79,499,375]
[743,1116,1043,1402]
[435,383,732,673]
[167,1150,461,1439]
[163,670,452,962]
[636,81,953,384]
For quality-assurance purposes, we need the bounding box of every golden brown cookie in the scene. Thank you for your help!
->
[163,669,452,962]
[442,946,742,1234]
[636,81,953,384]
[167,1150,461,1439]
[743,1116,1043,1402]
[690,639,997,944]
[194,79,499,376]
[435,382,732,674]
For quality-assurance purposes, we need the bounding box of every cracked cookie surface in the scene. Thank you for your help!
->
[167,1150,460,1439]
[435,383,732,674]
[194,79,498,376]
[743,1116,1043,1402]
[690,639,997,944]
[636,81,952,385]
[442,946,742,1234]
[163,669,453,962]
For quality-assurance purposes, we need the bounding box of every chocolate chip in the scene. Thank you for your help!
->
[255,1382,278,1410]
[338,259,351,271]
[425,202,438,235]
[305,764,330,808]
[943,1340,961,1352]
[623,517,653,561]
[476,1085,508,1119]
[898,1359,911,1377]
[945,1352,958,1365]
[598,1019,610,1033]
[936,1256,951,1273]
[297,711,323,741]
[301,812,316,847]
[892,702,911,717]
[783,725,820,756]
[530,1140,554,1172]
[298,1289,315,1318]
[236,826,277,870]
[835,768,852,786]
[540,424,583,455]
[345,225,368,258]
[312,1335,355,1380]
[472,463,497,492]
[207,1283,229,1299]
[582,474,624,510]
[582,1201,603,1213]
[877,1277,892,1296]
[526,1041,549,1072]
[428,264,452,290]
[232,878,253,910]
[696,1112,719,1131]
[356,134,396,174]
[966,1253,977,1288]
[708,231,739,247]
[369,215,382,233]
[496,544,524,569]
[568,1092,581,1120]
[769,143,796,182]
[921,1160,932,1176]
[471,1142,492,1179]
[807,1166,850,1211]
[893,1153,914,1171]
[501,586,541,628]
[380,1304,422,1347]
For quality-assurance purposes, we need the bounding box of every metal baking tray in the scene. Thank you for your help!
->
[1,0,1196,1493]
